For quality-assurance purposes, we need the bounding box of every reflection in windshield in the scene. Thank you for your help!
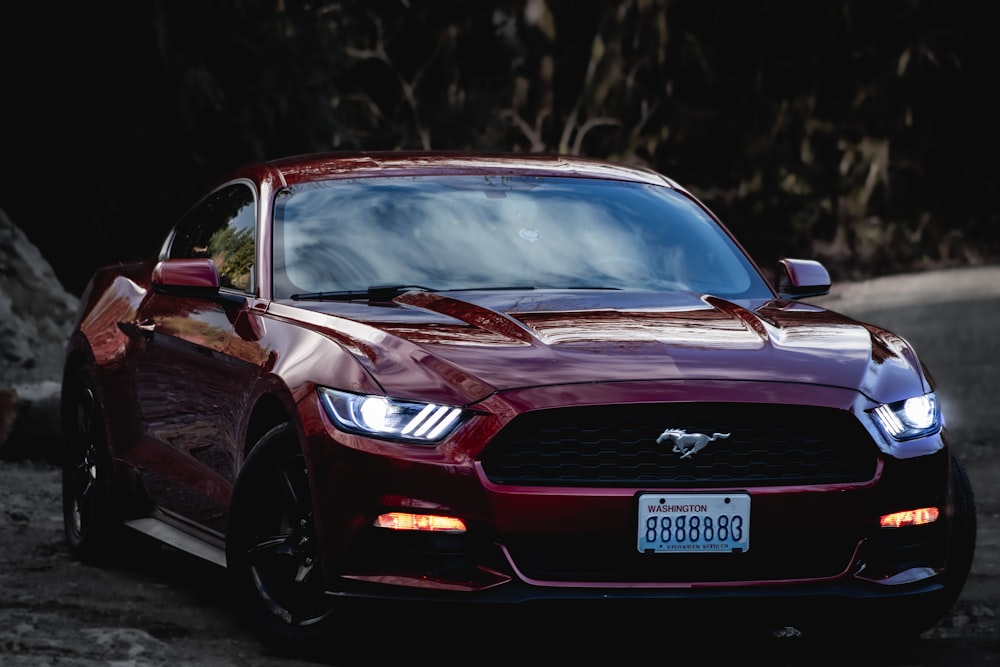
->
[272,176,771,301]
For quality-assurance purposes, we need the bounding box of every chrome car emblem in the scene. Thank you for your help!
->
[656,428,731,459]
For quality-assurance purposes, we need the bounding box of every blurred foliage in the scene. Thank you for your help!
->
[208,225,255,291]
[1,0,997,294]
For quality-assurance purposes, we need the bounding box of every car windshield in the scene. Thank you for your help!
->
[271,175,772,300]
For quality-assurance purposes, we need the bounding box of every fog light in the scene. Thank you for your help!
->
[375,512,467,533]
[880,507,939,528]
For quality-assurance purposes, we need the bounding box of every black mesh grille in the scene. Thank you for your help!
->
[479,403,876,487]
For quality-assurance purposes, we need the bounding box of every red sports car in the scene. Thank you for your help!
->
[61,152,976,652]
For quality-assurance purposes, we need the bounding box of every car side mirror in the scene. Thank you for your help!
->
[776,258,831,299]
[152,258,222,298]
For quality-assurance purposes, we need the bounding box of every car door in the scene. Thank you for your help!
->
[126,182,258,532]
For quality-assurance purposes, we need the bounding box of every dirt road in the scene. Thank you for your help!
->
[1,267,998,666]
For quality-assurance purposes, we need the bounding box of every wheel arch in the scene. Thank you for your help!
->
[60,348,92,443]
[244,391,297,459]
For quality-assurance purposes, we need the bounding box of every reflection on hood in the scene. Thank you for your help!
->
[296,289,925,404]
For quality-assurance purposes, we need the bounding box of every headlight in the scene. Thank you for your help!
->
[872,393,941,441]
[317,387,466,444]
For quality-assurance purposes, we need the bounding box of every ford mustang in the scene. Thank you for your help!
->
[61,152,976,653]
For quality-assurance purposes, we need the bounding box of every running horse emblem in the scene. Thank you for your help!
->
[656,428,731,459]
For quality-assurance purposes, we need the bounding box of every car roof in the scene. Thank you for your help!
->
[227,151,685,191]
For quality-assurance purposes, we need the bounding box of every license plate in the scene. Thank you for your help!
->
[637,493,750,553]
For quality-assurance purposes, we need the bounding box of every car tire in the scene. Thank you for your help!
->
[884,452,978,640]
[797,451,978,644]
[62,365,124,565]
[938,452,977,609]
[226,422,338,653]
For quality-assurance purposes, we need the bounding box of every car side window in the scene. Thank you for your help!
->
[168,183,256,293]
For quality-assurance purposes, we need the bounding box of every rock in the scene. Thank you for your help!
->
[0,209,79,461]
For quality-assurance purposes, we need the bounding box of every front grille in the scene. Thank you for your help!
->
[479,403,876,487]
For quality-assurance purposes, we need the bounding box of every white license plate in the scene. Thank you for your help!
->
[637,493,750,553]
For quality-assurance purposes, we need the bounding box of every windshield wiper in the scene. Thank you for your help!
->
[442,285,537,292]
[290,285,435,302]
[291,284,554,302]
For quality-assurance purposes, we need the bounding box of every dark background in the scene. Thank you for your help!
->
[2,0,998,298]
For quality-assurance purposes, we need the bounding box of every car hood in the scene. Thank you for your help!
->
[290,289,929,406]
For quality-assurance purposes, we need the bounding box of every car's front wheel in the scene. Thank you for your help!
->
[226,422,338,653]
[932,452,978,617]
[892,452,978,638]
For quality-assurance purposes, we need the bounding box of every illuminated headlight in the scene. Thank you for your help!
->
[317,387,466,444]
[872,393,941,441]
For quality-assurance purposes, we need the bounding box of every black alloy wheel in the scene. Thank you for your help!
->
[226,422,338,651]
[62,365,122,564]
